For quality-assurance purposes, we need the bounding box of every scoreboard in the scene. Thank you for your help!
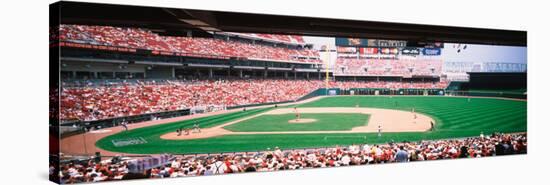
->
[336,37,443,48]
[335,37,442,56]
[335,38,407,47]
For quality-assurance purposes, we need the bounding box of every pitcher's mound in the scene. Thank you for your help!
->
[288,118,317,124]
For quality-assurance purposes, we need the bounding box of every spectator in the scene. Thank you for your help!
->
[394,146,409,162]
[57,133,525,183]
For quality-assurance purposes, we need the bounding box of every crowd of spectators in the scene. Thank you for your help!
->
[60,79,449,121]
[56,132,526,183]
[335,58,443,77]
[225,32,306,44]
[60,79,323,121]
[57,157,131,184]
[59,25,320,63]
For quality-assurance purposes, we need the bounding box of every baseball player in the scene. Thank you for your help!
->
[294,107,301,121]
[193,122,201,133]
[121,120,128,131]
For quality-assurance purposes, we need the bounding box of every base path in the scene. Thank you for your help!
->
[161,107,434,140]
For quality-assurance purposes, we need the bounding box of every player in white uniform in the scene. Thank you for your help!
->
[193,122,201,133]
[294,107,300,121]
[121,120,128,131]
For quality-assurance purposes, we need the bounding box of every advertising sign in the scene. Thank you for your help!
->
[401,47,420,55]
[380,47,399,55]
[422,48,441,55]
[359,47,378,54]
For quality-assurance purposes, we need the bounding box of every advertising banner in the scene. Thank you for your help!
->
[422,48,441,55]
[379,47,399,55]
[335,38,368,46]
[401,47,420,55]
[359,47,379,54]
[337,47,357,53]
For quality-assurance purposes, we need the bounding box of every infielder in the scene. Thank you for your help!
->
[193,122,201,133]
[121,120,128,131]
[412,107,417,119]
[294,107,301,120]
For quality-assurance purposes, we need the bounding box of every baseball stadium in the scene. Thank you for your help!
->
[49,2,527,184]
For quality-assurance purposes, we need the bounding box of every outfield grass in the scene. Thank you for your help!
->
[298,96,526,133]
[96,96,526,154]
[223,113,370,132]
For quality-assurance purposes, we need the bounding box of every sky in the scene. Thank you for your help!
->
[303,36,336,50]
[442,43,527,63]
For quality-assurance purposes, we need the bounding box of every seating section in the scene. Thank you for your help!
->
[59,25,320,63]
[60,79,323,121]
[55,133,526,183]
[60,79,449,121]
[335,58,443,77]
[230,33,306,44]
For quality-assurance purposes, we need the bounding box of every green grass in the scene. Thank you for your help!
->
[298,96,526,133]
[223,113,370,132]
[96,96,526,154]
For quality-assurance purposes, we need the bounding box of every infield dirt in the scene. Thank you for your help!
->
[160,107,433,140]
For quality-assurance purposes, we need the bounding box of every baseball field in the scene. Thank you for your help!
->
[95,96,527,154]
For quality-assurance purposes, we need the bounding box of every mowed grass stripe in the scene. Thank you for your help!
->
[442,108,523,125]
[467,114,526,130]
[440,105,524,123]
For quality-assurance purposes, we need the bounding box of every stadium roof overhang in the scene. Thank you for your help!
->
[53,1,526,46]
